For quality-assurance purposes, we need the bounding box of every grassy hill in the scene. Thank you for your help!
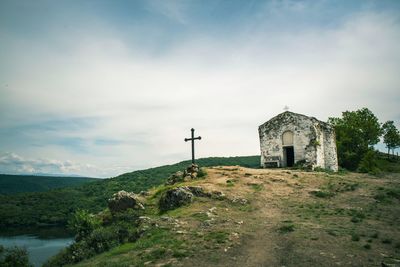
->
[0,156,260,228]
[0,174,98,195]
[45,166,400,267]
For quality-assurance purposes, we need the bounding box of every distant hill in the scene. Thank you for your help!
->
[0,174,98,195]
[0,156,260,227]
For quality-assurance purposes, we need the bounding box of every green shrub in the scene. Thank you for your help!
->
[293,160,312,171]
[68,210,101,241]
[374,187,400,203]
[278,223,295,233]
[250,184,263,191]
[349,209,365,223]
[197,168,207,178]
[0,245,33,267]
[226,179,235,187]
[205,231,229,244]
[381,238,392,244]
[358,150,381,174]
[310,190,334,198]
[86,227,120,253]
[363,244,371,249]
[351,233,360,241]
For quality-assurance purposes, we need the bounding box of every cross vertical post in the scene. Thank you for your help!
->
[184,128,201,164]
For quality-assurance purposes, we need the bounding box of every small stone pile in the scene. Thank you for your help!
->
[108,190,145,213]
[166,164,200,185]
[184,164,199,179]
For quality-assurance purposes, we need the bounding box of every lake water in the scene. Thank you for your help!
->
[0,228,73,267]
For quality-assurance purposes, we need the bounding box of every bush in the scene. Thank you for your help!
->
[86,227,120,253]
[351,233,360,241]
[310,190,334,198]
[197,168,207,178]
[293,160,312,171]
[358,149,381,174]
[278,223,295,233]
[68,210,101,241]
[0,245,33,267]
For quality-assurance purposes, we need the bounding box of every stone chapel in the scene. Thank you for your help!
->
[258,111,338,171]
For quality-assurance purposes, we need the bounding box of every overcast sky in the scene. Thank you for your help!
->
[1,0,399,177]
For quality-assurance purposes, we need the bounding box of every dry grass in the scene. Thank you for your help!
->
[73,167,400,267]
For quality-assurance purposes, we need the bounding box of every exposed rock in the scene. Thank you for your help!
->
[159,187,193,211]
[108,190,145,213]
[206,211,218,219]
[183,175,192,182]
[202,219,215,227]
[211,190,226,200]
[166,164,202,185]
[231,197,248,205]
[186,164,199,174]
[381,262,399,267]
[209,207,217,213]
[165,171,184,185]
[187,186,211,197]
[138,216,152,224]
[158,186,225,211]
[230,232,239,240]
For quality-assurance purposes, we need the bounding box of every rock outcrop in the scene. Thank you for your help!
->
[159,187,194,211]
[108,190,145,213]
[158,186,225,211]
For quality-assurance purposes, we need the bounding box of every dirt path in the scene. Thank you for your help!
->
[180,167,400,267]
[183,167,299,267]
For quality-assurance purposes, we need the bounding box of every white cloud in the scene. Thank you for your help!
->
[0,2,399,177]
[0,152,135,177]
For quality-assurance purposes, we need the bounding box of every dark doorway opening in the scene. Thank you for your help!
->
[284,146,294,167]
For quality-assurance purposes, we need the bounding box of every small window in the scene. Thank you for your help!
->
[282,131,293,146]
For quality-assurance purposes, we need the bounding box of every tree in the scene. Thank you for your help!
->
[68,210,101,242]
[0,245,33,267]
[328,108,382,170]
[382,121,400,158]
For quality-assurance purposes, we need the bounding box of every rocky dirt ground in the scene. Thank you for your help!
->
[74,167,400,267]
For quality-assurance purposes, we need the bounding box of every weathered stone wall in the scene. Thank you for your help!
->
[258,111,338,171]
[323,127,339,171]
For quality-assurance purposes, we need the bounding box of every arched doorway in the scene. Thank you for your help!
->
[282,131,294,167]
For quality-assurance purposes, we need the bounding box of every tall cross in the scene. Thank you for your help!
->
[184,128,201,164]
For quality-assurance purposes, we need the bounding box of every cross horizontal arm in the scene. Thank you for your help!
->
[185,136,201,142]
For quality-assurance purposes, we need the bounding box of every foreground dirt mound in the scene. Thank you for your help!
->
[75,167,400,267]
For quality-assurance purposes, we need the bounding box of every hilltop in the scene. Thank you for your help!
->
[0,156,260,227]
[46,165,400,267]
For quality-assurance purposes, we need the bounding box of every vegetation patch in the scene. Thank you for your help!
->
[0,245,32,267]
[374,187,400,203]
[278,221,295,234]
[310,190,334,198]
[205,231,229,244]
[349,209,366,223]
[351,233,360,241]
[0,156,261,228]
[250,183,264,191]
[226,179,235,187]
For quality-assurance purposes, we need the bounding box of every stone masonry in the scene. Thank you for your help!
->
[258,111,338,171]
